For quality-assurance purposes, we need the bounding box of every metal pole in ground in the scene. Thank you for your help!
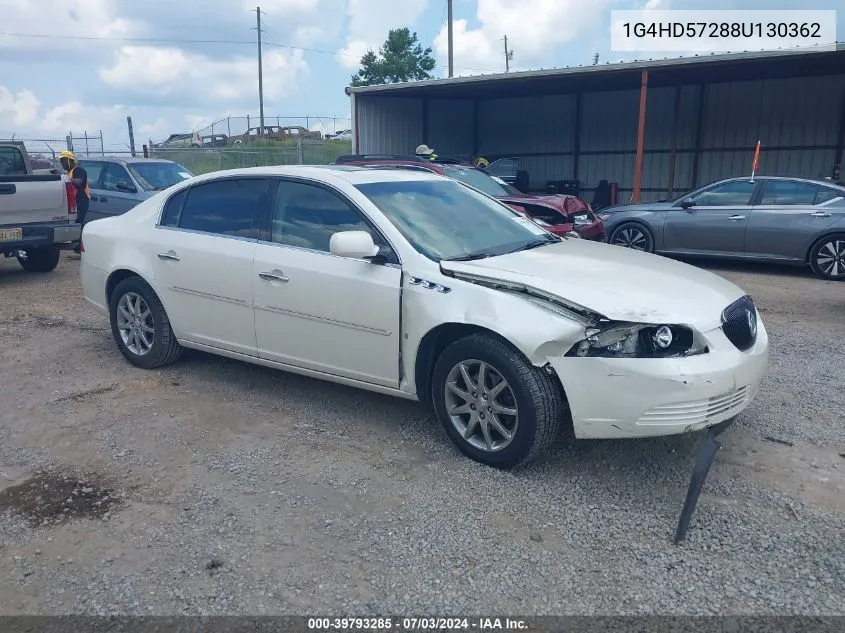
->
[127,117,136,156]
[256,6,265,131]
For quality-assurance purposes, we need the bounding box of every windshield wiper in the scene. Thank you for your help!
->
[508,239,555,254]
[444,251,496,262]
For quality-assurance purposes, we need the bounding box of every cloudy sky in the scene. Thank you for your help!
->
[0,0,840,153]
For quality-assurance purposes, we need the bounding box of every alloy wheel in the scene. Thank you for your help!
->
[815,239,845,278]
[612,226,650,251]
[444,359,519,452]
[116,292,155,356]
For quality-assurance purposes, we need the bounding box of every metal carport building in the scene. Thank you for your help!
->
[347,44,845,203]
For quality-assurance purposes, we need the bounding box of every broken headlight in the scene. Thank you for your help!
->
[565,322,708,358]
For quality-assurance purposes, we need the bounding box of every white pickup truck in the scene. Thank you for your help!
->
[0,141,81,272]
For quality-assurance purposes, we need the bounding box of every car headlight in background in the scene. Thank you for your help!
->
[598,214,610,221]
[565,231,581,239]
[565,321,708,358]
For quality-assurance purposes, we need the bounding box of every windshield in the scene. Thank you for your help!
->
[441,164,511,197]
[127,162,193,191]
[356,179,557,262]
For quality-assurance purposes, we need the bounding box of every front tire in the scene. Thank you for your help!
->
[809,234,845,280]
[431,334,566,469]
[109,277,183,369]
[609,222,654,252]
[17,246,60,272]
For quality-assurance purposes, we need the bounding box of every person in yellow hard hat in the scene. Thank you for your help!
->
[415,144,438,161]
[59,151,89,256]
[473,156,490,169]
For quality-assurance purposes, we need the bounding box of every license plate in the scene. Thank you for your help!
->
[0,228,22,241]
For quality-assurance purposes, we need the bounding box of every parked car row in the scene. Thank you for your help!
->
[78,164,769,469]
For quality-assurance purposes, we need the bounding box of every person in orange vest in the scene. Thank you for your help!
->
[59,150,89,256]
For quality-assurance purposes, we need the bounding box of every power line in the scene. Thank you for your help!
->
[0,31,499,73]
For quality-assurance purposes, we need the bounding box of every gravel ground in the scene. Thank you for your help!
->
[0,253,843,615]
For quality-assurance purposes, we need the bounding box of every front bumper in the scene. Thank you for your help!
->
[547,319,769,439]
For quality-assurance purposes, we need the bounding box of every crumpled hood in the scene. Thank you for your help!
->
[498,194,566,212]
[439,240,746,331]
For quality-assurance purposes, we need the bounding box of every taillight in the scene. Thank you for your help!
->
[65,181,77,218]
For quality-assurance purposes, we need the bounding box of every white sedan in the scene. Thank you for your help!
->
[80,166,769,468]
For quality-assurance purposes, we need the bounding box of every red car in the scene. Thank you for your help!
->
[334,154,606,241]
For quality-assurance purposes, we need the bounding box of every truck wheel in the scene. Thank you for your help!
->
[431,333,565,469]
[17,246,60,272]
[109,277,183,369]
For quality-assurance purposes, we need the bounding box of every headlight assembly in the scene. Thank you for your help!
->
[565,322,708,358]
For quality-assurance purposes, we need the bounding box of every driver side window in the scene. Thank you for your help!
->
[271,180,398,264]
[691,180,757,207]
[102,163,132,192]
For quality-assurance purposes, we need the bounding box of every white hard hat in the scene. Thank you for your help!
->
[415,144,434,155]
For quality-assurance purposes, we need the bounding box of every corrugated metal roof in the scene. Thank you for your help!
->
[347,43,845,96]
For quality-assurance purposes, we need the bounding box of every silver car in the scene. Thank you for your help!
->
[602,176,845,280]
[79,157,194,221]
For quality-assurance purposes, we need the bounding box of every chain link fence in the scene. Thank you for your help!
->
[148,139,353,175]
[144,115,353,175]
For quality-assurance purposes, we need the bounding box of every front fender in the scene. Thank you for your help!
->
[400,274,586,396]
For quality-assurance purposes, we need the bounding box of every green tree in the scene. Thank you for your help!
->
[350,28,436,87]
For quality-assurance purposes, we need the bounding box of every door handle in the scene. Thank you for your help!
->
[90,195,98,202]
[258,270,289,283]
[810,211,831,218]
[100,197,108,202]
[728,215,746,221]
[157,251,181,261]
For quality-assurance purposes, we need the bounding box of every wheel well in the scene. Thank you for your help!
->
[413,323,516,409]
[105,269,141,304]
[805,231,845,264]
[610,219,652,236]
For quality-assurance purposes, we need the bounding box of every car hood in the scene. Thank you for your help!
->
[499,194,566,212]
[439,240,745,331]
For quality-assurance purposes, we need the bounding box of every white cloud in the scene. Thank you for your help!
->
[0,87,40,127]
[99,46,309,103]
[434,0,613,75]
[0,0,140,51]
[338,0,430,70]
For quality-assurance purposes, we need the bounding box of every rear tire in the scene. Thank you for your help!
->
[17,246,60,272]
[808,233,845,280]
[109,276,183,369]
[431,333,565,469]
[609,222,654,253]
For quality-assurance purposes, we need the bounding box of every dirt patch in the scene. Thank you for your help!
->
[0,469,120,526]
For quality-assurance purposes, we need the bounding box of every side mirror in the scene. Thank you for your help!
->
[680,197,695,209]
[116,181,137,193]
[329,231,379,260]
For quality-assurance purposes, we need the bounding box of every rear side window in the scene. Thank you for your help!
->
[160,188,188,226]
[759,180,834,206]
[0,146,27,175]
[178,178,268,238]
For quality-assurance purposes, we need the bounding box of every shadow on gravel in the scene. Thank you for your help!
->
[0,469,119,526]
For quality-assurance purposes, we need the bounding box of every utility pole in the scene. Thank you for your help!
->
[447,0,454,77]
[255,6,265,131]
[503,35,513,72]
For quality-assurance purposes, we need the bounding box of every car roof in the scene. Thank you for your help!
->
[79,156,180,166]
[719,175,845,191]
[180,164,446,186]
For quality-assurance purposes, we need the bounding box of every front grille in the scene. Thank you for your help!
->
[722,295,758,351]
